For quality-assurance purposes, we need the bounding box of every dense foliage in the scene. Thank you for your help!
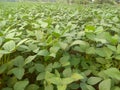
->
[0,2,120,90]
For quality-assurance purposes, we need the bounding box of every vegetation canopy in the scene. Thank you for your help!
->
[0,2,120,90]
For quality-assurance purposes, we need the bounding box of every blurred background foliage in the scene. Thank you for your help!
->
[0,0,120,4]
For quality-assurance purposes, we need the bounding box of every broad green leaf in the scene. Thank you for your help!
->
[63,68,72,77]
[104,68,120,80]
[28,44,38,51]
[59,54,70,67]
[103,47,113,58]
[117,44,120,54]
[45,71,55,79]
[37,49,49,56]
[16,38,28,47]
[86,85,95,90]
[13,56,24,67]
[57,85,67,90]
[35,64,45,72]
[70,40,89,47]
[41,22,48,28]
[107,45,116,52]
[69,83,79,89]
[112,16,119,22]
[26,84,39,90]
[14,80,29,90]
[95,48,105,57]
[87,77,102,85]
[99,79,111,90]
[53,62,61,68]
[11,68,24,80]
[0,37,2,46]
[0,50,10,54]
[24,55,36,65]
[5,32,15,39]
[70,57,80,67]
[45,84,54,90]
[0,64,7,74]
[59,42,68,50]
[62,78,74,85]
[35,30,44,40]
[49,46,60,57]
[86,32,96,40]
[47,77,62,85]
[85,25,95,32]
[3,40,16,52]
[37,19,48,28]
[71,73,83,81]
[95,26,104,34]
[80,83,95,90]
[94,38,107,43]
[113,86,120,90]
[86,47,95,54]
[36,72,45,80]
[45,63,53,72]
[115,55,120,60]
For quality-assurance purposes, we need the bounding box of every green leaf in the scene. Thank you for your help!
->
[14,80,29,90]
[26,84,39,90]
[107,45,116,52]
[99,79,111,90]
[0,50,10,54]
[115,55,120,60]
[49,46,60,57]
[6,32,15,39]
[103,47,113,58]
[95,48,105,57]
[45,63,53,72]
[45,71,55,79]
[47,77,62,85]
[69,83,79,89]
[36,72,45,80]
[0,37,2,46]
[104,68,120,80]
[71,73,83,81]
[45,84,54,90]
[113,86,120,90]
[70,40,89,47]
[59,42,68,50]
[2,88,12,90]
[117,44,120,54]
[63,68,72,77]
[80,83,95,90]
[35,64,45,72]
[86,85,95,90]
[3,40,16,52]
[85,25,95,32]
[0,64,7,74]
[86,47,95,54]
[13,56,24,67]
[87,77,102,85]
[62,78,74,85]
[41,22,48,28]
[37,49,49,56]
[70,57,80,67]
[57,85,67,90]
[24,55,36,65]
[37,19,48,28]
[59,54,70,67]
[16,38,28,47]
[95,26,104,34]
[53,62,61,68]
[11,68,25,80]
